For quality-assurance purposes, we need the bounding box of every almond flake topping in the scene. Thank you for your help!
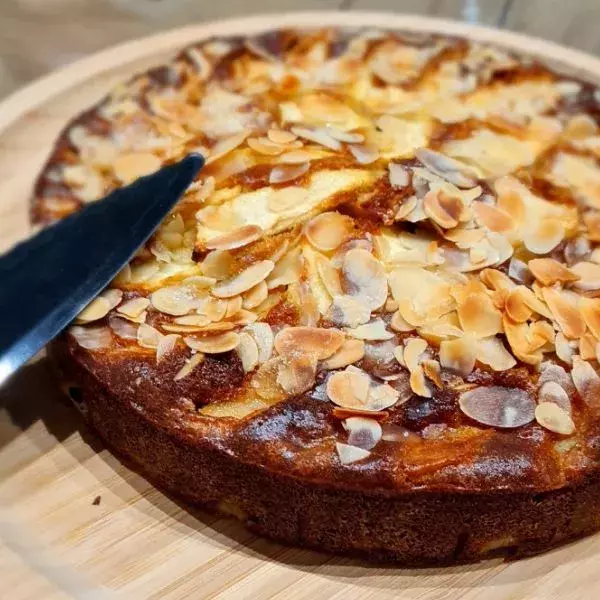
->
[535,402,575,435]
[174,352,205,381]
[69,325,112,350]
[212,260,275,298]
[321,339,365,370]
[528,258,579,286]
[538,381,572,415]
[305,212,354,252]
[206,225,263,251]
[341,248,388,310]
[274,326,345,360]
[343,417,383,450]
[335,442,371,465]
[184,332,240,354]
[459,386,536,428]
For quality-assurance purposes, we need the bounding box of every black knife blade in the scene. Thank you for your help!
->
[0,153,204,385]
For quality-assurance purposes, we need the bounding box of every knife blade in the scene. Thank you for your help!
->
[0,153,204,386]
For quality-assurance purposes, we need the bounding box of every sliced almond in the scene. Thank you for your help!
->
[571,356,600,407]
[580,332,598,360]
[403,337,428,372]
[388,162,410,188]
[346,319,394,341]
[274,326,345,359]
[503,317,543,365]
[201,250,235,280]
[571,261,600,291]
[137,323,162,349]
[439,337,476,377]
[117,297,150,319]
[542,287,586,339]
[206,131,249,163]
[415,148,478,188]
[235,332,259,372]
[114,152,161,183]
[315,254,343,297]
[343,417,383,450]
[305,212,353,252]
[243,280,269,310]
[184,332,240,354]
[528,258,579,286]
[535,402,575,435]
[457,293,503,338]
[269,162,310,185]
[476,336,517,371]
[422,359,443,389]
[423,190,463,229]
[341,248,388,310]
[410,367,433,398]
[156,334,179,363]
[390,310,415,332]
[555,332,575,365]
[68,325,112,350]
[538,381,571,415]
[335,442,371,465]
[173,314,212,327]
[206,225,263,251]
[245,322,274,363]
[327,368,371,409]
[459,386,535,428]
[524,219,565,255]
[473,202,513,233]
[348,144,379,165]
[267,129,297,144]
[174,352,205,381]
[505,287,533,323]
[321,339,365,370]
[75,296,111,323]
[212,260,275,298]
[326,295,371,328]
[150,285,199,316]
[108,315,139,340]
[291,126,342,151]
[539,362,575,395]
[250,356,286,401]
[276,354,318,396]
[266,246,303,290]
[279,150,313,164]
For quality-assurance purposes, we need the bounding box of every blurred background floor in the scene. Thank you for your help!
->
[1,0,600,99]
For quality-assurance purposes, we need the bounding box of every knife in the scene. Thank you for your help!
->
[0,153,204,386]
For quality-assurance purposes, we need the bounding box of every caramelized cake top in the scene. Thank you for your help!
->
[36,28,600,489]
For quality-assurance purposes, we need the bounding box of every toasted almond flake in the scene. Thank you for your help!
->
[279,150,313,164]
[457,293,503,338]
[571,261,600,291]
[477,336,517,371]
[200,297,228,322]
[422,359,443,389]
[326,126,365,143]
[291,126,341,151]
[505,288,533,323]
[348,144,379,165]
[305,212,353,252]
[224,296,243,318]
[415,148,478,188]
[327,368,371,409]
[343,417,383,450]
[366,381,401,410]
[165,321,236,334]
[390,310,415,332]
[326,295,371,328]
[524,219,565,255]
[321,339,365,370]
[581,297,600,340]
[393,345,405,367]
[201,249,235,280]
[266,246,303,290]
[539,381,572,415]
[174,352,205,381]
[75,296,111,323]
[342,248,388,310]
[274,326,344,359]
[580,332,597,360]
[243,280,269,309]
[114,152,161,183]
[156,334,179,363]
[226,309,257,326]
[503,317,543,365]
[439,337,476,376]
[555,332,574,365]
[212,260,275,298]
[276,354,318,396]
[117,297,150,319]
[173,314,212,327]
[335,442,371,465]
[314,254,343,298]
[388,162,410,188]
[245,322,274,363]
[571,357,600,407]
[206,225,263,251]
[403,338,428,372]
[69,325,112,350]
[184,331,240,354]
[269,162,310,185]
[542,287,586,339]
[535,402,575,435]
[423,190,463,229]
[137,323,162,349]
[473,202,513,233]
[395,196,418,221]
[346,318,394,341]
[150,285,198,316]
[409,367,432,398]
[236,332,259,372]
[267,129,297,144]
[459,386,535,428]
[206,131,250,164]
[480,268,514,291]
[528,258,579,286]
[250,356,286,401]
[108,315,139,340]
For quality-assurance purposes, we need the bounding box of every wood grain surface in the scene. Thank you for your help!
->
[1,12,600,600]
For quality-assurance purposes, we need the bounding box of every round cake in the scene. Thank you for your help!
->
[35,26,600,564]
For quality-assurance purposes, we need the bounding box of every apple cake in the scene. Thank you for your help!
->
[34,27,600,564]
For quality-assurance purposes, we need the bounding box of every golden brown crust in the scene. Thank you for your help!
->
[34,27,600,563]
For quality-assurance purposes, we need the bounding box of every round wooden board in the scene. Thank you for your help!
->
[2,12,600,599]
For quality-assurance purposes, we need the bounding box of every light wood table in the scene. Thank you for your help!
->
[2,6,600,600]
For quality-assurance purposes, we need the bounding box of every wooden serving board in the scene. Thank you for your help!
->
[2,12,600,599]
